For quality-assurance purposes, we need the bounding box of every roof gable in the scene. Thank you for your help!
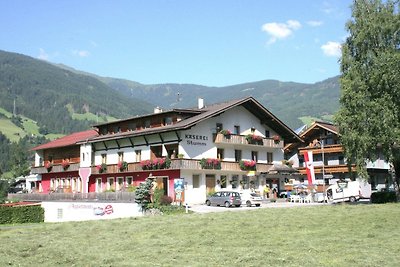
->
[31,129,98,151]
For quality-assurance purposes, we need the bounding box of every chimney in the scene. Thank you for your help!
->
[154,107,162,114]
[198,98,204,109]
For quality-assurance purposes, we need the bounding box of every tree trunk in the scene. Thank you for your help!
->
[391,159,400,201]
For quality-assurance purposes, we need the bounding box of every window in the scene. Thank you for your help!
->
[116,177,124,191]
[267,152,273,163]
[231,175,239,189]
[252,151,258,162]
[101,154,107,164]
[96,178,102,193]
[135,150,141,162]
[217,148,224,160]
[128,122,136,131]
[235,150,242,162]
[193,174,200,188]
[216,123,223,132]
[118,152,124,162]
[126,176,133,186]
[82,153,85,162]
[234,125,240,135]
[107,177,115,191]
[220,175,227,188]
[164,117,173,125]
[50,179,55,190]
[145,120,151,128]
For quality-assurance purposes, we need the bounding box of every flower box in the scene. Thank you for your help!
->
[200,158,221,170]
[61,159,70,170]
[272,135,281,144]
[44,161,53,172]
[117,161,128,171]
[219,129,232,138]
[96,163,107,173]
[239,160,257,171]
[245,134,263,145]
[140,157,171,170]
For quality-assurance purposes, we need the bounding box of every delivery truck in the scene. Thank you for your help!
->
[326,179,371,203]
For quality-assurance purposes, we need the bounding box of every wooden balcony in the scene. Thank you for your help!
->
[31,162,80,174]
[7,192,136,202]
[297,164,356,174]
[298,144,344,154]
[31,159,272,175]
[214,133,284,149]
[91,159,273,174]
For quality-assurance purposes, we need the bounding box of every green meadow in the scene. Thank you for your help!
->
[0,203,399,266]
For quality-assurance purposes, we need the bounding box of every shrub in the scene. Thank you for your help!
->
[159,195,173,206]
[0,205,44,224]
[371,191,397,204]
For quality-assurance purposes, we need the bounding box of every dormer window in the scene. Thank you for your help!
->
[164,117,173,126]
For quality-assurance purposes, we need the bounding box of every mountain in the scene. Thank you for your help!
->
[0,50,154,137]
[57,63,340,129]
[98,76,340,129]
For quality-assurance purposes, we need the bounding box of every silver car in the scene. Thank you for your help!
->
[205,191,242,208]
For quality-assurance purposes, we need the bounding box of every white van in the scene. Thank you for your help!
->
[326,179,371,203]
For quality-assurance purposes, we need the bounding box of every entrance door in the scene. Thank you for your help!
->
[206,175,216,194]
[156,177,168,195]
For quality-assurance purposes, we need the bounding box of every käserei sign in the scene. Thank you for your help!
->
[184,134,209,146]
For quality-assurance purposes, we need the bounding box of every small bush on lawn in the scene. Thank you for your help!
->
[371,191,397,204]
[0,205,44,224]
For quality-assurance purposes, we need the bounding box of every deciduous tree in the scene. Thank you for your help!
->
[336,0,400,196]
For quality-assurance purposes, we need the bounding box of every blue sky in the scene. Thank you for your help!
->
[1,0,351,87]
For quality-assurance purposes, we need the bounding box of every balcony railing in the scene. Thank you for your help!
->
[31,162,80,174]
[32,159,272,174]
[214,133,283,148]
[92,159,272,174]
[7,192,136,202]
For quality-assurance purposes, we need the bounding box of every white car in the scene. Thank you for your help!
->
[240,191,262,207]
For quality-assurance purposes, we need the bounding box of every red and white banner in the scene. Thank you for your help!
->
[303,151,315,185]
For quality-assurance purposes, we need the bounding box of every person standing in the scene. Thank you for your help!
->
[264,185,270,199]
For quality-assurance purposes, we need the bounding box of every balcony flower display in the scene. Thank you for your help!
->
[272,135,281,144]
[117,161,128,171]
[245,134,263,145]
[96,163,107,173]
[239,160,257,171]
[200,158,221,170]
[61,159,70,170]
[219,129,232,138]
[44,161,53,172]
[140,157,171,170]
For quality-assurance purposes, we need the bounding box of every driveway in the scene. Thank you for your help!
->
[188,200,325,213]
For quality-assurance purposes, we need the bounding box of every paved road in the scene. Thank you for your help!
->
[188,200,325,213]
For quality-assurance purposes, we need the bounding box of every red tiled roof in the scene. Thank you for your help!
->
[31,129,98,151]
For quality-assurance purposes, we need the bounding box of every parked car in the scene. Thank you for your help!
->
[240,191,262,207]
[205,191,242,208]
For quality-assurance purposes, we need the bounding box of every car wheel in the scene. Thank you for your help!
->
[246,200,252,207]
[206,200,211,206]
[255,204,261,207]
[349,196,356,203]
[225,201,230,208]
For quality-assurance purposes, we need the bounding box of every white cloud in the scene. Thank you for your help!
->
[307,20,323,27]
[321,41,342,57]
[72,50,90,57]
[37,48,49,60]
[261,20,302,44]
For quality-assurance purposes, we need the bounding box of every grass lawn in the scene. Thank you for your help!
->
[0,203,399,266]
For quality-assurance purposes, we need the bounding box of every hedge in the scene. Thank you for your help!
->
[370,191,397,204]
[0,205,44,224]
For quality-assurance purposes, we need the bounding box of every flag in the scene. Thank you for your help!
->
[303,151,315,185]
